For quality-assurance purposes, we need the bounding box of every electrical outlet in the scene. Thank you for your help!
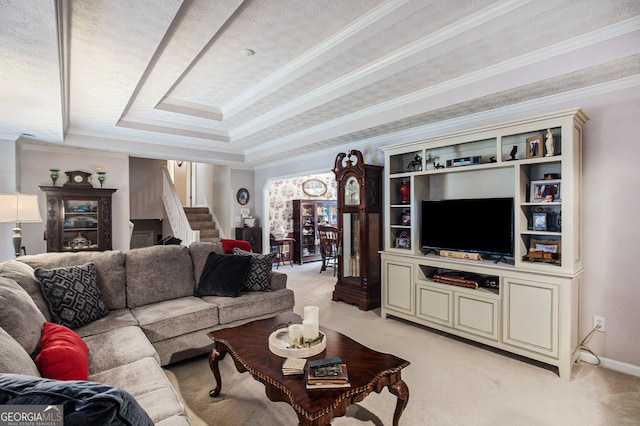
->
[593,315,606,332]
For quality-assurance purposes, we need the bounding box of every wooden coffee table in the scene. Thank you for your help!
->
[207,311,410,425]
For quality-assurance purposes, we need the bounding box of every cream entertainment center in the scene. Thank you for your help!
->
[380,109,588,379]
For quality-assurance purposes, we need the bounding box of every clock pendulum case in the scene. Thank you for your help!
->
[332,150,384,310]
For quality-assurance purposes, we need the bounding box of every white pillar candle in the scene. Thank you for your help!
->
[288,324,303,347]
[304,305,319,323]
[302,319,319,341]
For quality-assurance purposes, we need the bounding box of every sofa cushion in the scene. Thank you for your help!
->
[0,276,46,355]
[74,308,138,339]
[83,326,159,375]
[233,247,276,291]
[0,260,52,321]
[125,245,196,308]
[0,373,154,426]
[188,241,224,282]
[202,288,295,324]
[34,322,89,381]
[89,357,185,424]
[34,262,109,329]
[195,252,250,297]
[17,250,127,310]
[131,297,219,343]
[0,327,41,377]
[221,238,252,254]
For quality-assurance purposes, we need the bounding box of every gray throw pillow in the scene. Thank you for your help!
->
[34,263,109,329]
[232,248,276,292]
[195,252,250,297]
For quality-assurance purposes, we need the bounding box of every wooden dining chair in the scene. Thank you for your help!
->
[318,225,338,276]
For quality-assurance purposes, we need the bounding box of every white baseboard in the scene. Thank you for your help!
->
[580,350,640,377]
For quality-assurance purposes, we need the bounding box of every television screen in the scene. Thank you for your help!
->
[421,198,513,257]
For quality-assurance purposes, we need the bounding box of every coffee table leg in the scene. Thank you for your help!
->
[388,379,409,426]
[208,348,226,397]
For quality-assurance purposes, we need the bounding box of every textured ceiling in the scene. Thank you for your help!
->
[1,0,639,168]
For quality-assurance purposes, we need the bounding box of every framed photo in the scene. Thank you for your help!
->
[526,135,544,159]
[532,211,547,231]
[302,179,328,197]
[530,179,561,203]
[530,239,561,254]
[236,188,249,205]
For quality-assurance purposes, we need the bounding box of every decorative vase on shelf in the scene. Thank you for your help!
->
[97,171,106,188]
[399,180,410,204]
[49,169,59,186]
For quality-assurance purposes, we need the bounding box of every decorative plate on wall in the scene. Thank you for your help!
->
[237,188,249,205]
[302,179,327,197]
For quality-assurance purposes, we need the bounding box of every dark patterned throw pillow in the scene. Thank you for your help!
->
[34,263,109,329]
[232,248,276,292]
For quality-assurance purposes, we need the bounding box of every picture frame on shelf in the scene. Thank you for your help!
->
[530,239,561,254]
[530,179,561,203]
[526,239,561,263]
[526,135,544,159]
[532,211,547,231]
[394,231,411,248]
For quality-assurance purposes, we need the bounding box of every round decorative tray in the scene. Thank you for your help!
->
[268,328,326,358]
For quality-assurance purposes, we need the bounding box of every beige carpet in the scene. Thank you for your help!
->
[165,262,640,425]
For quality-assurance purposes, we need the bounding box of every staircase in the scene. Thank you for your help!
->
[184,207,220,243]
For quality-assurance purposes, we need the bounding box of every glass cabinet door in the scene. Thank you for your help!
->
[301,203,317,258]
[62,199,100,250]
[341,213,361,279]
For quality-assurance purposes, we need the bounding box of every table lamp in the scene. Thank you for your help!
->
[0,193,43,257]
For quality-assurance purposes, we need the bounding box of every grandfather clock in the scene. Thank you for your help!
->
[332,150,383,310]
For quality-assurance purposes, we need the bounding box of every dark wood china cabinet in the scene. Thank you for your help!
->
[40,186,116,252]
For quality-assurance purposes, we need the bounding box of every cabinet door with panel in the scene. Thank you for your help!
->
[502,276,559,357]
[292,199,337,264]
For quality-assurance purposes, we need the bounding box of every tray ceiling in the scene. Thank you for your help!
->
[1,0,639,167]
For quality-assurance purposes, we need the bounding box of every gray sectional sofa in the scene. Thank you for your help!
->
[0,242,295,425]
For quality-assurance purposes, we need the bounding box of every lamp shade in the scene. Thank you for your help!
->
[0,193,43,223]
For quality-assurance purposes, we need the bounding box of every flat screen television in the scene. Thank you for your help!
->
[420,197,514,258]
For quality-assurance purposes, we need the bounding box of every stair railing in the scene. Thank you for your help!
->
[203,196,225,239]
[162,167,199,245]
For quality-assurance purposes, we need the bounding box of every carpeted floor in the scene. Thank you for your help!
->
[165,262,640,425]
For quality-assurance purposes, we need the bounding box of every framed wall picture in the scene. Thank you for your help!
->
[302,179,328,197]
[530,179,561,203]
[236,188,249,205]
[526,135,544,159]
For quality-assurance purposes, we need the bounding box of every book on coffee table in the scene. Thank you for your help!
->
[306,363,350,389]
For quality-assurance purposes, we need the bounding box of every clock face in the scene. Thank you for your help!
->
[344,176,360,206]
[64,170,93,187]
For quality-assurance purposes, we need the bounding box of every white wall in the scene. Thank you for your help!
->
[229,168,254,237]
[0,139,18,260]
[129,157,164,219]
[17,144,131,253]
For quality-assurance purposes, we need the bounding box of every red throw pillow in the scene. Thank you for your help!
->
[34,322,89,381]
[221,239,252,254]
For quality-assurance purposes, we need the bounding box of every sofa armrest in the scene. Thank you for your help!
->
[269,271,287,291]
